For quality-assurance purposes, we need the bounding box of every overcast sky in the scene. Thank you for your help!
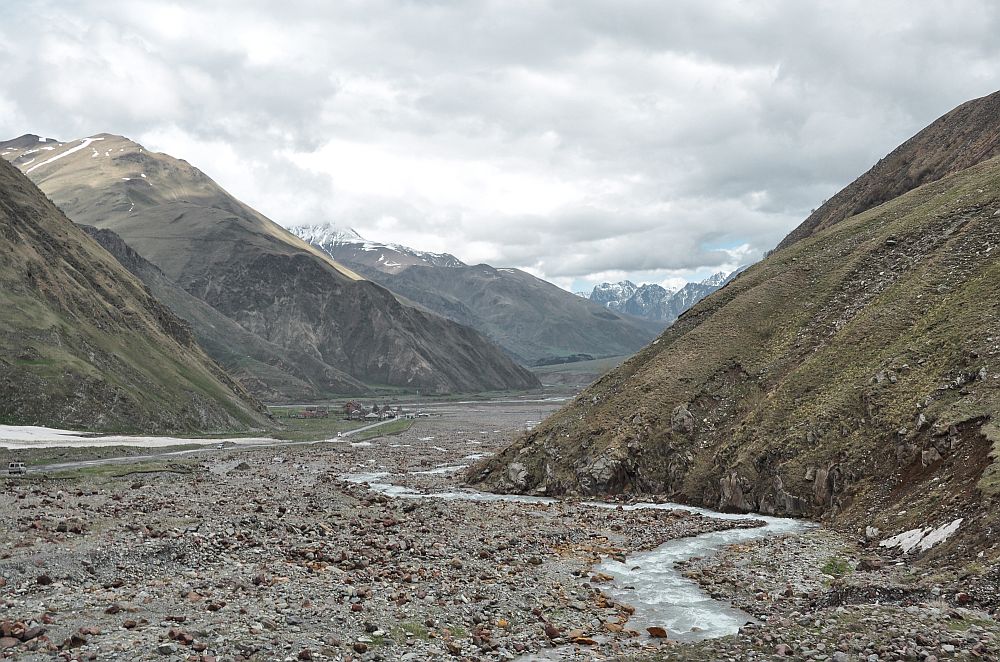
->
[2,1,999,292]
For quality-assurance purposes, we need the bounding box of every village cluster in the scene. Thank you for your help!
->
[283,402,427,421]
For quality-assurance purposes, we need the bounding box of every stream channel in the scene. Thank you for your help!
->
[342,472,812,644]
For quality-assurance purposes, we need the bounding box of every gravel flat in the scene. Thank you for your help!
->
[3,400,998,661]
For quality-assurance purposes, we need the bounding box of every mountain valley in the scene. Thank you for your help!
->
[1,135,540,398]
[291,225,664,365]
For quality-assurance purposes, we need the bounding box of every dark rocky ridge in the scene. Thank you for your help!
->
[81,225,368,402]
[777,89,1000,251]
[0,157,268,431]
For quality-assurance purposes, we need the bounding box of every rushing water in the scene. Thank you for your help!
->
[594,510,808,640]
[341,472,810,641]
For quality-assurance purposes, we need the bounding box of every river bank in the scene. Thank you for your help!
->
[2,399,998,660]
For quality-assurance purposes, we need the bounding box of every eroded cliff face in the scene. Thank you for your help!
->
[471,155,1000,557]
[81,225,369,402]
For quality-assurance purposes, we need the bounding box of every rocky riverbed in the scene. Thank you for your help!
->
[2,399,999,661]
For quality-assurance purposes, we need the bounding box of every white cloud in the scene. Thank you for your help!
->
[1,0,999,290]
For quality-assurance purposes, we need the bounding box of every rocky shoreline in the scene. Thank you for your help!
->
[669,531,1000,660]
[3,401,998,661]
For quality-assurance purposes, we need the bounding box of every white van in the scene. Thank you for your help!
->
[8,462,26,475]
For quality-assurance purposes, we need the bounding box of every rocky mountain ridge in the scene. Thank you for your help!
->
[586,271,735,324]
[2,134,539,396]
[0,157,268,431]
[288,224,465,273]
[292,225,663,366]
[776,89,1000,251]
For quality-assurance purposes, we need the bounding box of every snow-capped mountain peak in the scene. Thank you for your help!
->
[287,224,366,246]
[586,270,739,324]
[699,271,729,287]
[289,224,465,274]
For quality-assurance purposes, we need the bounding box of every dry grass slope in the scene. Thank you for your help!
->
[472,156,1000,560]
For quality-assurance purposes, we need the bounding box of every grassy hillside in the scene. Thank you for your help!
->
[472,155,1000,559]
[0,158,269,432]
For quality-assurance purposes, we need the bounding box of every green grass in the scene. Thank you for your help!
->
[3,459,195,482]
[349,418,414,442]
[821,557,852,577]
[529,355,628,375]
[266,408,369,441]
[393,622,430,641]
[978,421,1000,496]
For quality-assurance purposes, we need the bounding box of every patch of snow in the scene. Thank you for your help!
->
[20,158,34,166]
[0,425,271,449]
[700,272,729,287]
[880,518,964,554]
[26,136,104,174]
[418,436,435,441]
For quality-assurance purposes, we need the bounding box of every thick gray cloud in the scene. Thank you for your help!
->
[2,0,999,292]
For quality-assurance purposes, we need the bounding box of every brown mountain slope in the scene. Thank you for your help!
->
[80,225,368,402]
[0,158,268,432]
[472,154,1000,559]
[777,90,1000,251]
[2,134,539,395]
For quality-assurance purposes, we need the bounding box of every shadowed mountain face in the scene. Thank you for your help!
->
[471,95,1000,560]
[290,226,663,366]
[2,134,539,395]
[0,157,268,432]
[776,89,1000,251]
[80,225,368,402]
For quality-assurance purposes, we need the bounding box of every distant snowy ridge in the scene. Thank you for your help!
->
[586,270,739,324]
[289,224,465,271]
